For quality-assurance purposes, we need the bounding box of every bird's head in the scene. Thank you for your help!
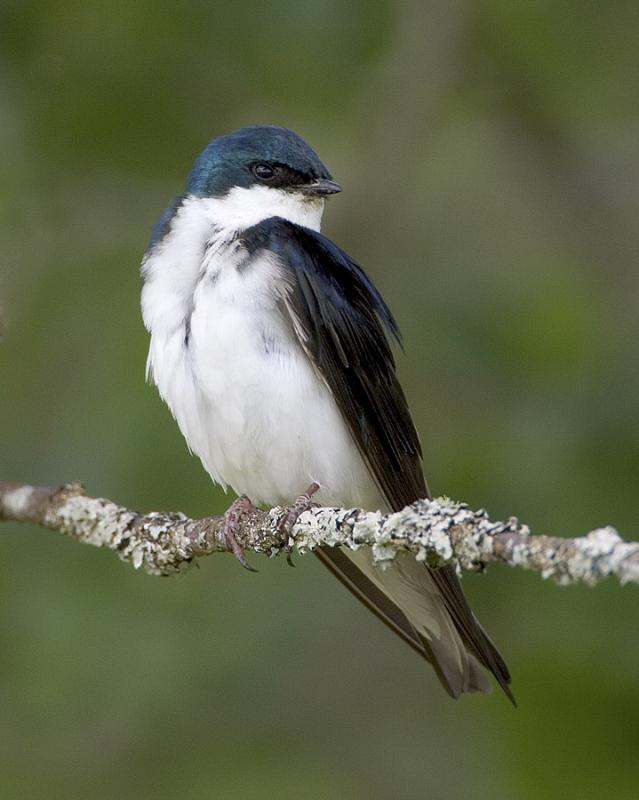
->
[187,125,341,200]
[147,127,341,251]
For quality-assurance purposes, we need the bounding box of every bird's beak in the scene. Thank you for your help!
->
[302,178,342,196]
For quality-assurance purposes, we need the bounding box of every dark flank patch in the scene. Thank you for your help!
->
[146,195,186,252]
[183,315,191,348]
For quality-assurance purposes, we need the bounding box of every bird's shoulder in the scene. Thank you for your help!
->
[239,216,401,342]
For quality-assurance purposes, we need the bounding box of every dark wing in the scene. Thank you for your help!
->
[241,217,427,509]
[240,218,513,702]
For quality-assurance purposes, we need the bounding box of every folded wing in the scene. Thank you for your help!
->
[240,217,513,702]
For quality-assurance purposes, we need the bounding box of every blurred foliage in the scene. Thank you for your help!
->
[2,1,639,798]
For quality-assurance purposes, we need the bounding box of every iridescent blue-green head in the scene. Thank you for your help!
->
[147,126,341,252]
[186,125,341,198]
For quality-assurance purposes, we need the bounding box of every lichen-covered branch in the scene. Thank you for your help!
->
[1,480,638,586]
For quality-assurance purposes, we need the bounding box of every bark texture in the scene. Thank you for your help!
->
[1,480,638,586]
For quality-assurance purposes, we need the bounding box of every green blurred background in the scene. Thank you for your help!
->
[2,2,639,798]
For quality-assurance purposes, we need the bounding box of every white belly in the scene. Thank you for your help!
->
[146,243,382,511]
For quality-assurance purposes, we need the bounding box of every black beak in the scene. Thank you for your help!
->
[302,178,342,196]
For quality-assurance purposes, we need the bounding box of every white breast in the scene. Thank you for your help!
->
[141,189,383,510]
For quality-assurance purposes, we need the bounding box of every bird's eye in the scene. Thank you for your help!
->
[251,163,275,181]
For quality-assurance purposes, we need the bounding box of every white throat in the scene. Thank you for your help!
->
[200,184,325,233]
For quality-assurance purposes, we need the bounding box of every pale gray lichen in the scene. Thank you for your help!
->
[2,480,638,587]
[4,486,35,516]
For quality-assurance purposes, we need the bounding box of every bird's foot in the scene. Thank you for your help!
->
[220,495,258,572]
[277,483,321,566]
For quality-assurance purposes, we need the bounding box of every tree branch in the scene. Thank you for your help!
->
[1,480,638,586]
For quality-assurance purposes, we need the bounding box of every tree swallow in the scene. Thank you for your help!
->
[141,125,513,701]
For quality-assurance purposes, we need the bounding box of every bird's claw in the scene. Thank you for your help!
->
[277,483,320,565]
[220,495,258,572]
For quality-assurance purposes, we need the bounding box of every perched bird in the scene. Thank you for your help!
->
[141,125,513,701]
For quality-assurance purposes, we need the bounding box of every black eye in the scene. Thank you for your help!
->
[251,163,275,181]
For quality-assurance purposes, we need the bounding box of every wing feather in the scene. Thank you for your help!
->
[240,217,513,702]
